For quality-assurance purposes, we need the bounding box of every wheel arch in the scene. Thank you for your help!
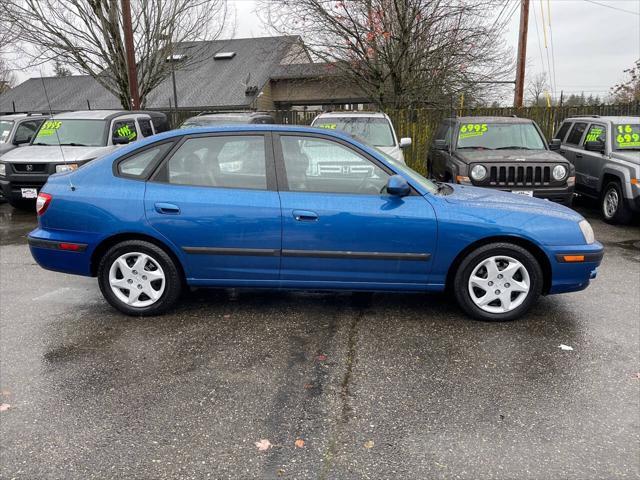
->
[90,232,186,282]
[445,235,552,294]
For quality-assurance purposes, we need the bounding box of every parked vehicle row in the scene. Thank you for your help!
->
[1,109,636,226]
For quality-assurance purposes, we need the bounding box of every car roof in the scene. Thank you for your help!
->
[51,110,143,121]
[314,111,388,119]
[0,113,48,121]
[451,116,533,124]
[195,111,272,118]
[565,116,640,124]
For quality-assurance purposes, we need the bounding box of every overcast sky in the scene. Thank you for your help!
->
[229,0,640,102]
[15,0,640,102]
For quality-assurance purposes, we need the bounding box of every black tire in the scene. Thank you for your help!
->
[453,243,543,321]
[8,198,35,211]
[97,240,182,316]
[601,181,632,225]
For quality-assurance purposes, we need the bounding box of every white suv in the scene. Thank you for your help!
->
[311,111,411,164]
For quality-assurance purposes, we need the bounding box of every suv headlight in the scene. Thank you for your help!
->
[55,163,79,173]
[552,164,567,181]
[0,163,5,177]
[470,164,487,181]
[579,220,595,244]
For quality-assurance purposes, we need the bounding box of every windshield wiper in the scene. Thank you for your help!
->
[32,142,49,146]
[59,142,88,146]
[495,146,531,150]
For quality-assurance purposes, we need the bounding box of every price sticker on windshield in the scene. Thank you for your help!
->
[317,123,337,130]
[615,124,640,148]
[459,123,488,139]
[36,120,62,137]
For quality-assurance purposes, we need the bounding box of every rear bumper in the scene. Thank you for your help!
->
[546,242,604,294]
[28,230,93,276]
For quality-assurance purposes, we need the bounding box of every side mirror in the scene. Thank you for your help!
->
[548,139,561,150]
[386,174,411,196]
[13,137,31,146]
[113,136,130,145]
[584,140,605,152]
[399,137,412,149]
[433,139,448,151]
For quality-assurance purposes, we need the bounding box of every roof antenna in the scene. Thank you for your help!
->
[39,72,75,191]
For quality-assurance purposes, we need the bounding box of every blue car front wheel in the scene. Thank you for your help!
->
[454,243,543,321]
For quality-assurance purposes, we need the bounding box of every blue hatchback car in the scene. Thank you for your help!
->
[28,126,603,321]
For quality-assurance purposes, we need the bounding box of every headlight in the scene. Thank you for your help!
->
[552,165,567,181]
[0,163,5,176]
[470,164,487,181]
[579,220,595,244]
[55,163,79,173]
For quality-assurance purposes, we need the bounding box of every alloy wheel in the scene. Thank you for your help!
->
[603,188,619,219]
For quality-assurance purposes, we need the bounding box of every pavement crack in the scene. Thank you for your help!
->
[320,301,365,480]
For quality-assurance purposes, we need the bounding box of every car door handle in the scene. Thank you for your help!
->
[292,210,318,221]
[154,202,180,215]
[575,154,583,159]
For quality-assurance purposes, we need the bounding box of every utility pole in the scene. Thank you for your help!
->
[122,0,140,110]
[514,0,530,108]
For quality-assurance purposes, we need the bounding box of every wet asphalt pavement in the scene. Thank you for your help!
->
[0,199,639,480]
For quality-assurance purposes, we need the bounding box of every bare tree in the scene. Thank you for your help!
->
[0,18,19,93]
[526,72,549,106]
[610,59,640,104]
[1,0,229,108]
[258,0,514,109]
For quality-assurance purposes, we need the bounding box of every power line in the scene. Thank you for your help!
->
[583,0,640,16]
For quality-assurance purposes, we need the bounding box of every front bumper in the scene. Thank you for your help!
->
[546,242,604,294]
[0,175,49,202]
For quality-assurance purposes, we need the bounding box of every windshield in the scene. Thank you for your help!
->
[374,147,438,194]
[456,122,545,150]
[0,121,14,143]
[180,117,250,128]
[32,119,106,146]
[613,124,640,150]
[313,117,396,147]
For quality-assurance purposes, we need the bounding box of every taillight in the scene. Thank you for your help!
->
[36,192,52,216]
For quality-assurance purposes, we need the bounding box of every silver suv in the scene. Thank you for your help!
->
[0,113,47,157]
[0,110,167,209]
[554,116,640,224]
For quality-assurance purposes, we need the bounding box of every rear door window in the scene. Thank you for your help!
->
[566,122,587,145]
[112,119,138,142]
[163,135,267,190]
[118,142,174,178]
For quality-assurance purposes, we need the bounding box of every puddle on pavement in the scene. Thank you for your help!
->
[0,205,37,246]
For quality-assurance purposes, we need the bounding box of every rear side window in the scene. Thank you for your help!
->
[118,142,174,178]
[138,118,154,137]
[164,135,267,190]
[566,122,587,145]
[554,122,572,142]
[112,119,137,142]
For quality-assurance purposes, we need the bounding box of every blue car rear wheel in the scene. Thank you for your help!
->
[98,240,182,316]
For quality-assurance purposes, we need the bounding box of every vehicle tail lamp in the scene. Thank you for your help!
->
[36,192,52,216]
